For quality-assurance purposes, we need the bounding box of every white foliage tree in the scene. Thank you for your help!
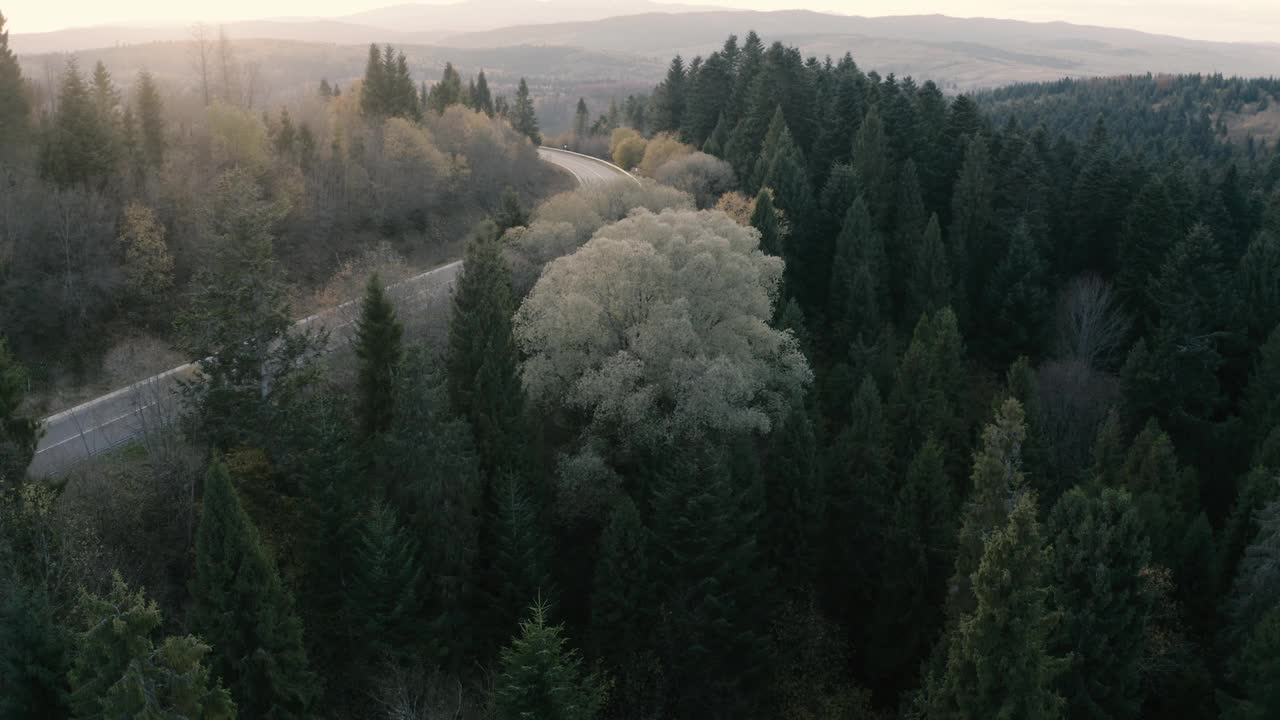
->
[515,208,811,452]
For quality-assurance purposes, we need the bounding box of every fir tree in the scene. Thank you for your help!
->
[1117,175,1179,323]
[427,62,464,115]
[1239,232,1280,343]
[906,213,952,326]
[485,473,552,650]
[591,496,654,666]
[135,70,165,168]
[681,51,732,147]
[749,188,785,258]
[0,338,40,484]
[0,11,28,150]
[494,187,530,233]
[829,196,887,359]
[648,55,686,134]
[511,78,541,145]
[930,493,1063,720]
[472,70,495,116]
[70,573,234,720]
[574,97,590,138]
[983,219,1050,364]
[192,461,317,719]
[447,221,526,475]
[354,274,403,440]
[891,159,927,317]
[40,59,117,187]
[762,397,824,594]
[344,502,423,679]
[949,134,996,324]
[361,44,387,117]
[494,600,609,720]
[1047,487,1154,720]
[0,581,69,719]
[888,307,969,478]
[851,105,893,231]
[1221,604,1280,720]
[318,78,331,97]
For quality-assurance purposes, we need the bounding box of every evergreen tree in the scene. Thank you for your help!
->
[353,274,403,440]
[888,307,969,478]
[1239,232,1280,344]
[930,493,1063,720]
[681,51,732,147]
[41,59,117,187]
[1047,487,1154,720]
[361,44,388,117]
[574,97,590,138]
[949,398,1029,620]
[755,116,815,304]
[447,221,526,475]
[318,78,331,97]
[0,11,28,150]
[1246,325,1280,456]
[0,581,69,719]
[427,62,464,115]
[851,105,893,231]
[762,397,823,593]
[494,600,609,720]
[891,159,927,317]
[811,55,866,180]
[135,70,165,168]
[494,187,530,233]
[591,496,654,666]
[828,196,887,362]
[70,574,235,720]
[1118,176,1179,323]
[192,461,317,719]
[1221,604,1280,720]
[949,135,996,324]
[344,502,423,678]
[474,70,494,117]
[702,112,729,156]
[648,55,686,134]
[485,473,552,650]
[1221,497,1280,657]
[512,78,541,145]
[749,188,785,258]
[274,107,295,159]
[90,60,120,124]
[983,219,1050,364]
[906,213,952,326]
[0,338,40,484]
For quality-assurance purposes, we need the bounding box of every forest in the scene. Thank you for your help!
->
[4,9,1280,720]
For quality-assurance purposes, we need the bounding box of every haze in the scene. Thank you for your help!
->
[6,0,1279,43]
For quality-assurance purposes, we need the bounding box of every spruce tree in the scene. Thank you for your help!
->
[906,213,952,326]
[427,62,464,115]
[40,59,117,187]
[1047,487,1154,720]
[948,134,996,324]
[494,600,609,720]
[354,274,403,440]
[474,70,494,117]
[344,502,423,679]
[983,219,1050,364]
[447,221,526,475]
[591,496,654,667]
[1239,232,1280,343]
[1222,604,1280,720]
[948,398,1029,621]
[0,338,40,484]
[829,196,887,359]
[192,461,317,719]
[70,574,235,720]
[485,473,552,651]
[891,159,927,317]
[360,43,387,117]
[762,397,823,594]
[512,78,541,145]
[1117,176,1179,323]
[135,70,165,168]
[930,493,1063,720]
[574,97,590,138]
[0,581,69,719]
[851,105,893,231]
[888,307,969,478]
[648,55,686,134]
[749,188,785,258]
[494,187,530,234]
[0,11,28,150]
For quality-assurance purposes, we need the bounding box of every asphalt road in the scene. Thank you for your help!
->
[27,147,634,477]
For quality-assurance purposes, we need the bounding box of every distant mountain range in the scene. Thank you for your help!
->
[12,6,1280,91]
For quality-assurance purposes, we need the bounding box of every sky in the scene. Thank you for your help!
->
[4,0,1279,43]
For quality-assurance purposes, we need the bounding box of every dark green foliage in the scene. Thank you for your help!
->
[192,461,316,719]
[494,600,609,720]
[1222,498,1280,660]
[473,70,494,117]
[135,70,165,168]
[495,187,530,233]
[345,502,422,672]
[761,398,823,593]
[1239,232,1280,343]
[930,493,1063,720]
[851,106,893,231]
[983,220,1050,364]
[0,338,40,484]
[648,55,686,134]
[1118,176,1180,322]
[0,581,69,719]
[0,12,27,150]
[486,473,552,651]
[682,52,732,147]
[1245,325,1280,454]
[1221,604,1280,720]
[512,78,541,145]
[906,213,952,325]
[447,221,526,475]
[70,573,234,720]
[949,135,995,324]
[40,59,117,187]
[749,188,784,257]
[353,274,403,440]
[829,196,887,359]
[360,44,419,120]
[591,496,653,666]
[651,448,769,717]
[1047,488,1153,720]
[888,308,969,478]
[427,62,465,115]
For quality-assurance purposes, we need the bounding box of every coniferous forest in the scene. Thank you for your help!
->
[4,14,1280,720]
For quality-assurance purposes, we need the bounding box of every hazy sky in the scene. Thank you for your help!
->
[4,0,1279,43]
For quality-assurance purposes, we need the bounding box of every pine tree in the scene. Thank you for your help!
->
[1047,487,1154,720]
[474,70,494,117]
[0,11,28,150]
[360,44,387,117]
[512,78,541,145]
[906,213,952,326]
[1222,604,1280,720]
[353,274,403,440]
[930,493,1063,720]
[749,188,785,258]
[811,55,866,180]
[494,187,529,234]
[648,55,686,134]
[494,600,609,720]
[135,70,165,168]
[344,502,423,679]
[591,496,654,666]
[829,196,887,358]
[948,398,1028,620]
[427,62,464,115]
[0,338,40,484]
[756,118,815,304]
[888,307,969,478]
[681,51,732,147]
[983,219,1050,364]
[70,573,234,720]
[90,61,119,124]
[486,473,552,650]
[192,461,317,719]
[0,581,69,719]
[851,105,893,231]
[574,97,590,139]
[447,221,526,475]
[651,448,769,716]
[40,59,117,187]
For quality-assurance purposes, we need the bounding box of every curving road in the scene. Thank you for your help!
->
[27,147,634,477]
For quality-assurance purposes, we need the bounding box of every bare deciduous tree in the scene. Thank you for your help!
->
[189,23,211,106]
[1053,273,1132,369]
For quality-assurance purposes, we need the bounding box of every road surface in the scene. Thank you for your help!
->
[28,147,634,477]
